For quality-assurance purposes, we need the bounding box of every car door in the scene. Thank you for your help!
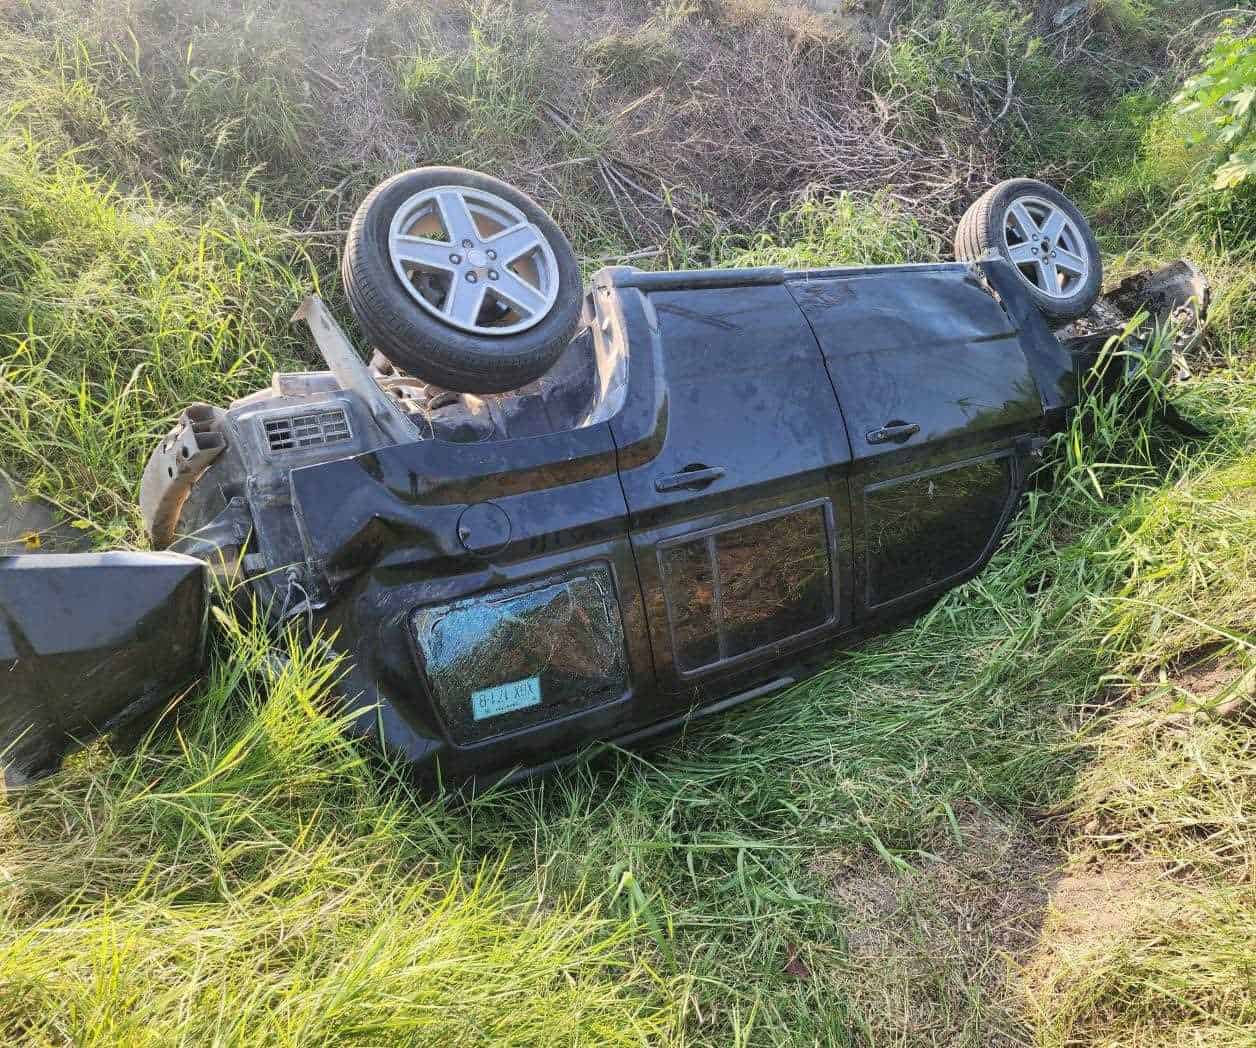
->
[787,264,1045,615]
[609,278,854,696]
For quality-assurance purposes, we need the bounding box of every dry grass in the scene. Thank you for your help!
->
[2,0,1206,253]
[812,805,1061,1046]
[644,12,994,232]
[1019,449,1256,1047]
[1025,881,1256,1046]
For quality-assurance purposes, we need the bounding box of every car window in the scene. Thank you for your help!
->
[411,565,629,744]
[864,453,1014,607]
[659,501,836,675]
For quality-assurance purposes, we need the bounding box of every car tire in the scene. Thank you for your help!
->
[955,178,1102,323]
[342,167,583,393]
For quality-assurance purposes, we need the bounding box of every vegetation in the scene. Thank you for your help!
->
[1,1,1253,1045]
[1176,30,1256,189]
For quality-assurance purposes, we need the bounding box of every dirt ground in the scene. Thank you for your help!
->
[811,804,1062,1044]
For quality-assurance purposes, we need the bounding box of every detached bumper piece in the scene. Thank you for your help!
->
[1059,260,1211,388]
[0,552,207,783]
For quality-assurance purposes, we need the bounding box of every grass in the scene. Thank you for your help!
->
[718,193,941,269]
[1,1,1254,1045]
[0,138,312,540]
[584,19,685,89]
[399,11,551,153]
[0,617,678,1045]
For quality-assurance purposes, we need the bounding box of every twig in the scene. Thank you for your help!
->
[580,247,664,263]
[597,159,632,235]
[302,61,347,93]
[984,56,1016,131]
[616,87,662,121]
[1170,7,1256,45]
[533,156,592,172]
[605,161,665,205]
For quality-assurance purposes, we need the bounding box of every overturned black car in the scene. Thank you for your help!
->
[1,171,1207,787]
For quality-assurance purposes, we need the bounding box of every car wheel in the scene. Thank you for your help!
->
[342,167,583,393]
[955,178,1102,323]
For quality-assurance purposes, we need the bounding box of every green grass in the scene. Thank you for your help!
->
[718,193,940,268]
[0,616,678,1044]
[0,137,312,541]
[1,1,1254,1044]
[584,19,685,89]
[399,10,551,152]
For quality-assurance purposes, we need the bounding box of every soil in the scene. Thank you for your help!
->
[1019,862,1164,1005]
[0,473,92,554]
[811,803,1063,1044]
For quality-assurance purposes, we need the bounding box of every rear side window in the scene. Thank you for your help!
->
[411,565,628,745]
[659,501,836,674]
[864,453,1014,608]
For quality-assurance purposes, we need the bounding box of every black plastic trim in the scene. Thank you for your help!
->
[603,266,785,290]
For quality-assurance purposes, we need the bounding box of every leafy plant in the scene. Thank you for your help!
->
[1174,32,1256,190]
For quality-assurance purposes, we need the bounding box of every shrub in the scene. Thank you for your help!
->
[1175,31,1256,190]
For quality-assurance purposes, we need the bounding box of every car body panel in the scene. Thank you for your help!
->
[609,281,856,693]
[788,265,1043,462]
[285,419,654,780]
[274,262,1060,785]
[0,552,207,782]
[787,264,1047,615]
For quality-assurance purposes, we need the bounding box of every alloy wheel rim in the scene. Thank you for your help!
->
[1001,195,1090,300]
[387,185,560,336]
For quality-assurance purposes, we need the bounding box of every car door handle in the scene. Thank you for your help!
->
[654,466,726,492]
[866,422,921,445]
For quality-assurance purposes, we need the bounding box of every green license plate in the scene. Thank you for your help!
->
[470,676,542,721]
